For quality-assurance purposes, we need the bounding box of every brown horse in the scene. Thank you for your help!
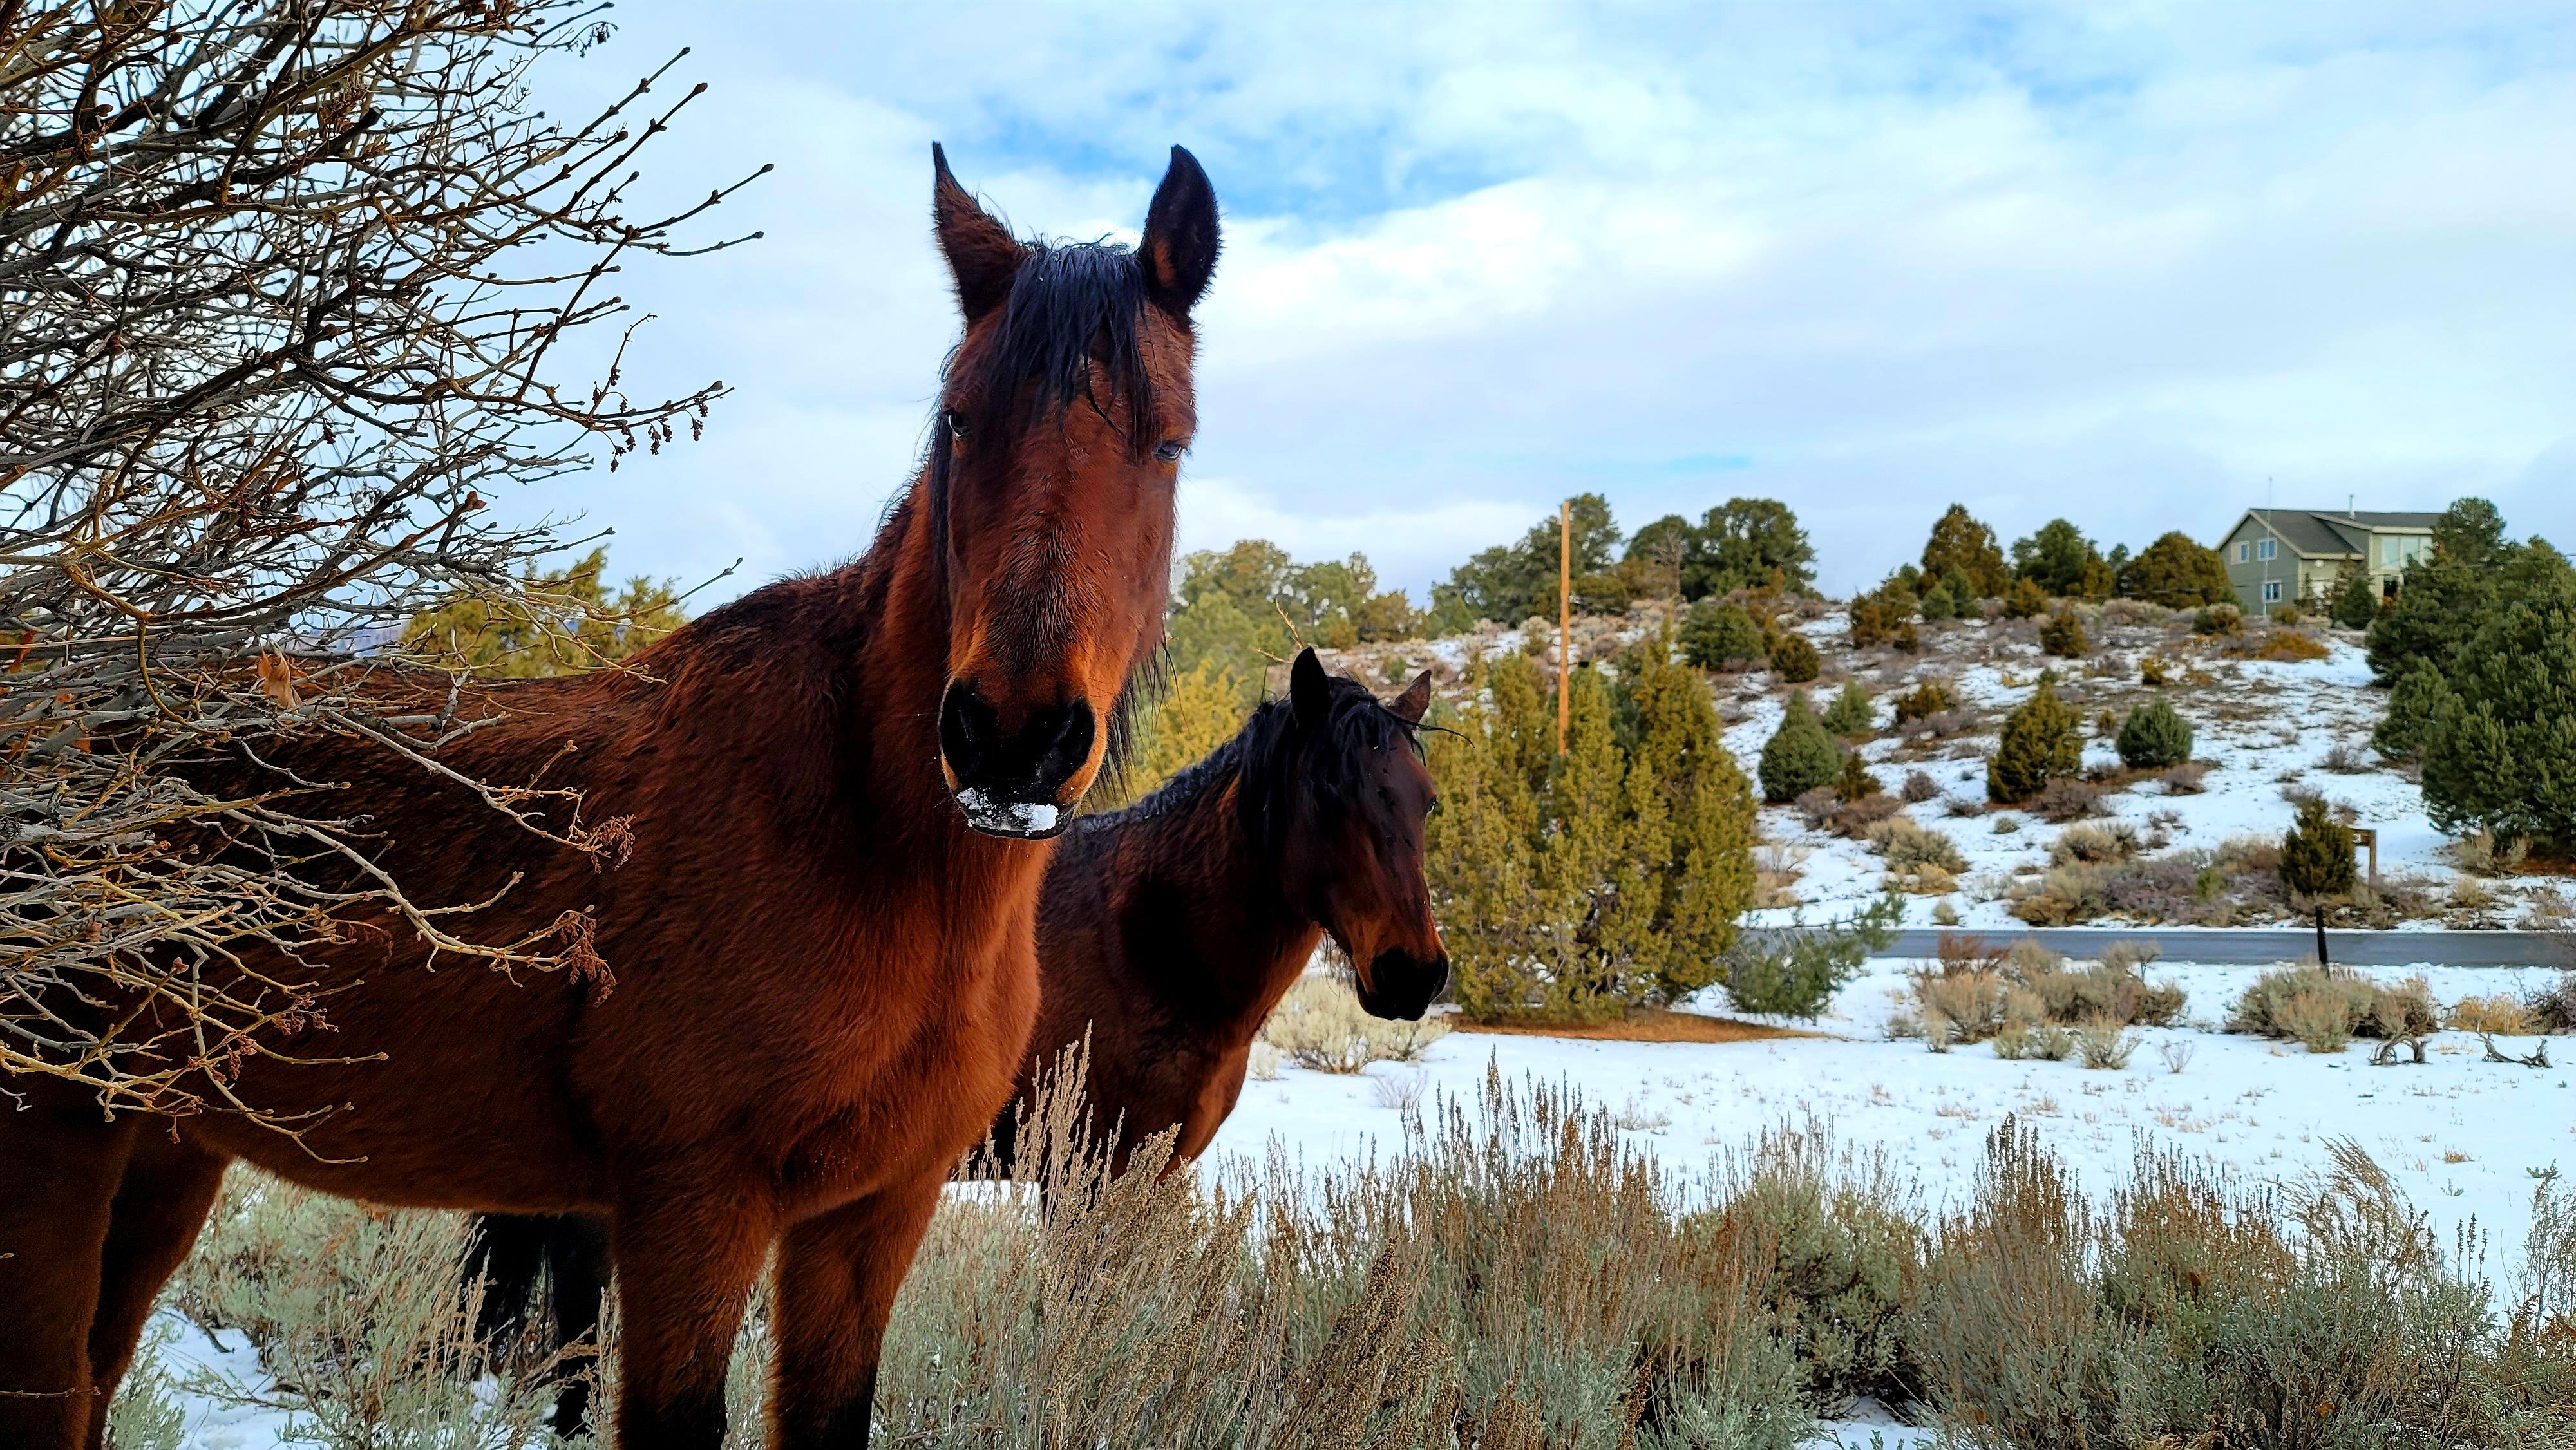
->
[0,144,1220,1450]
[467,648,1448,1435]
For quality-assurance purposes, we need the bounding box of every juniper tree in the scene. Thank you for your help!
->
[2280,798,2357,898]
[1921,505,2010,598]
[1761,690,1842,804]
[1988,679,2081,804]
[1768,631,1822,683]
[2116,700,2194,771]
[1679,599,1765,670]
[1822,681,1876,737]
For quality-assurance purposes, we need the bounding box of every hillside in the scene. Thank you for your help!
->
[1307,595,2573,935]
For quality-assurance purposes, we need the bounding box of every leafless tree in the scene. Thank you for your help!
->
[1,0,752,1127]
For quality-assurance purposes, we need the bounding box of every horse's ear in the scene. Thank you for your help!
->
[932,142,1025,323]
[1388,670,1433,725]
[1139,145,1220,317]
[1290,648,1329,731]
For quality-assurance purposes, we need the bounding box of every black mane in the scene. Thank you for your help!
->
[1082,672,1421,856]
[960,239,1156,452]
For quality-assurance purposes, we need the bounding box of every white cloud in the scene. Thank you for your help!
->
[501,3,2576,601]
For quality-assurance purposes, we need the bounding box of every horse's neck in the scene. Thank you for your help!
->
[1108,779,1320,1039]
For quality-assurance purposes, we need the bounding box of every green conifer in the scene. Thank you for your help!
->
[1821,681,1875,737]
[2115,699,2194,770]
[1761,690,1843,804]
[2039,605,2089,657]
[2329,567,2380,630]
[2371,661,2450,762]
[1987,679,2081,804]
[2279,798,2356,897]
[1768,631,1822,683]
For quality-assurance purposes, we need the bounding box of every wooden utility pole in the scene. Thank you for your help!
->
[1557,499,1571,755]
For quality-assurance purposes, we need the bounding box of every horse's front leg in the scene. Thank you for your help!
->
[609,1188,776,1450]
[770,1175,945,1449]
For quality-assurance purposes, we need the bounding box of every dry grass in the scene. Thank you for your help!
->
[166,1174,580,1448]
[1260,974,1450,1073]
[147,1082,2576,1447]
[2449,992,2540,1036]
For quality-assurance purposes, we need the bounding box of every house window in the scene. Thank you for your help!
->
[2236,541,2250,563]
[2262,581,2283,603]
[2256,539,2276,561]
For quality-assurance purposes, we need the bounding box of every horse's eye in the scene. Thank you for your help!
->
[945,410,969,440]
[1153,438,1188,463]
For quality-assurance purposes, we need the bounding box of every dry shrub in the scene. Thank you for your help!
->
[1260,974,1448,1073]
[2074,1019,2138,1070]
[2322,742,2371,774]
[1992,1021,2076,1061]
[1910,1118,2121,1444]
[2047,821,2138,867]
[2228,964,2437,1052]
[1897,707,1978,741]
[1799,786,1902,840]
[1692,1127,1926,1416]
[2235,627,2333,663]
[2028,777,2106,822]
[880,1063,1815,1447]
[1900,769,1942,804]
[167,1172,576,1447]
[1911,1127,2576,1448]
[2009,851,2216,928]
[1864,816,1968,877]
[2530,974,2576,1035]
[2450,993,2540,1036]
[2155,760,2211,795]
[1987,939,2184,1028]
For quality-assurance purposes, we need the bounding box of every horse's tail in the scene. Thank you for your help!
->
[462,1212,558,1350]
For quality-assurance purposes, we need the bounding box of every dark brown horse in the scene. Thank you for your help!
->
[468,648,1448,1435]
[0,144,1220,1450]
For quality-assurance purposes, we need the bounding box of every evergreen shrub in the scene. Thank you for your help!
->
[2279,798,2357,898]
[1987,679,2081,804]
[1769,631,1822,683]
[1762,691,1844,805]
[1426,646,1757,1024]
[2116,700,2193,771]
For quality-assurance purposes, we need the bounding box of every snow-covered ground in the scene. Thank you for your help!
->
[1717,612,2556,932]
[1213,961,2575,1277]
[146,955,2567,1447]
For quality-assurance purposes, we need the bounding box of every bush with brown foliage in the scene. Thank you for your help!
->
[2029,777,2108,822]
[1891,679,1958,726]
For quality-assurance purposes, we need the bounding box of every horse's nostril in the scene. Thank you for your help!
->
[940,684,1098,837]
[940,682,1002,777]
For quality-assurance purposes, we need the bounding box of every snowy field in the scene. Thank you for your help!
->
[142,954,2570,1449]
[1215,962,2574,1276]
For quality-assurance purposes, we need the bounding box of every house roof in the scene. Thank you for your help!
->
[2233,509,2442,559]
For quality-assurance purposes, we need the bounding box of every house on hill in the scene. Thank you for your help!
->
[2214,508,2440,616]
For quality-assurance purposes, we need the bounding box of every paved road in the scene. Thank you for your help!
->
[1869,927,2566,968]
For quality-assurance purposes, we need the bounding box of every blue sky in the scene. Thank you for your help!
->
[512,2,2576,602]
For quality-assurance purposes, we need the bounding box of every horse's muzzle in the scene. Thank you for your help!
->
[938,681,1094,839]
[1358,947,1450,1021]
